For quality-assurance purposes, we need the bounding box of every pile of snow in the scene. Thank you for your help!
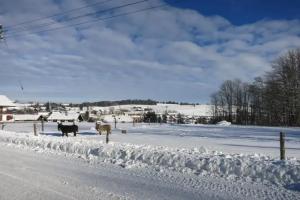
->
[216,120,232,126]
[0,130,299,187]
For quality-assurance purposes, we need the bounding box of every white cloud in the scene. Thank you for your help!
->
[0,0,299,102]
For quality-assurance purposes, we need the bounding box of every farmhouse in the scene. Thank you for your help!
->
[101,114,134,123]
[0,95,15,121]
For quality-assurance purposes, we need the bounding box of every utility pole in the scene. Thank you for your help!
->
[0,24,5,42]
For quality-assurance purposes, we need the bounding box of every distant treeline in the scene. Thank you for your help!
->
[211,49,300,126]
[161,101,199,105]
[41,99,200,111]
[74,99,158,107]
[72,100,198,107]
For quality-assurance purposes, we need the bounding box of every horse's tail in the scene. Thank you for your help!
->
[57,123,61,131]
[75,125,79,132]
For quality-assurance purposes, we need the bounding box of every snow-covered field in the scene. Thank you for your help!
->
[0,122,299,199]
[3,122,300,158]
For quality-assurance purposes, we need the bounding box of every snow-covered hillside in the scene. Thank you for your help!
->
[91,103,213,116]
[3,122,300,158]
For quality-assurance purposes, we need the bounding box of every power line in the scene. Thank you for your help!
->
[6,0,149,34]
[6,0,150,35]
[6,1,177,39]
[4,0,117,30]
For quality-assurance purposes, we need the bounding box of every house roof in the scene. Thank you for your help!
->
[14,114,41,121]
[47,111,81,121]
[0,95,15,107]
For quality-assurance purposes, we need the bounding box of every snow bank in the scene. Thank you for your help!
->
[216,120,231,126]
[0,130,299,187]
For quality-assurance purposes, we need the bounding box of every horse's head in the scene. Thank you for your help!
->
[95,121,101,129]
[57,122,62,131]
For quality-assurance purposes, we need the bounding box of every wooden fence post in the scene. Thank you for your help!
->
[41,118,44,132]
[106,132,109,144]
[33,123,38,136]
[280,132,285,160]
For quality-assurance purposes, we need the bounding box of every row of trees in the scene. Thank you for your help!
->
[78,99,158,107]
[211,49,300,126]
[77,100,199,108]
[143,112,186,124]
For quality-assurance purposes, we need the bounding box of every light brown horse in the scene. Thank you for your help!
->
[95,122,111,135]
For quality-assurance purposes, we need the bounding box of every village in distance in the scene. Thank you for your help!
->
[0,96,216,125]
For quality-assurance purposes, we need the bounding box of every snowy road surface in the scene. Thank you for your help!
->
[0,145,299,200]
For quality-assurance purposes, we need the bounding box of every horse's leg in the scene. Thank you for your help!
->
[62,132,64,137]
[66,132,68,137]
[74,131,76,137]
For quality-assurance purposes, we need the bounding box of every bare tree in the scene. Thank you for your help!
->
[211,49,300,126]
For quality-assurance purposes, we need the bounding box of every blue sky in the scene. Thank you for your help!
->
[168,0,300,25]
[0,0,300,103]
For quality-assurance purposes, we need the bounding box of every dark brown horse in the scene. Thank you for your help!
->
[58,123,78,137]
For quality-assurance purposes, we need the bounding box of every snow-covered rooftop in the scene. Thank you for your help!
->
[14,114,42,121]
[0,95,15,107]
[47,111,82,121]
